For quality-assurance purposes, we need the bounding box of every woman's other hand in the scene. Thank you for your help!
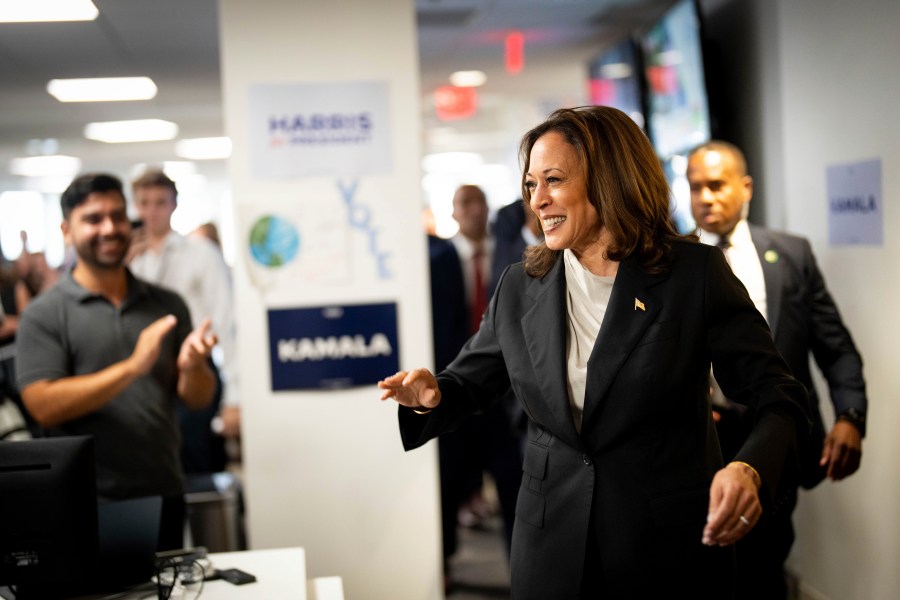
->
[702,461,762,546]
[377,368,441,412]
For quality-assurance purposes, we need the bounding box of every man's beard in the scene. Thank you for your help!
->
[76,235,128,269]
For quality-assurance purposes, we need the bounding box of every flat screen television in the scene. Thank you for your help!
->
[588,37,645,128]
[639,0,711,158]
[639,0,711,233]
[0,436,99,598]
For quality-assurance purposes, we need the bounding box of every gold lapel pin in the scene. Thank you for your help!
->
[764,250,779,264]
[634,298,646,311]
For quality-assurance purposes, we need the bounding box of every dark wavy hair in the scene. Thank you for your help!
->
[519,106,694,278]
[60,173,125,220]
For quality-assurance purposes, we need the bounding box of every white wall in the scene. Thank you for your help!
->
[775,2,900,598]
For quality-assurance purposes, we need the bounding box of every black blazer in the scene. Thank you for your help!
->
[749,225,866,487]
[400,241,809,598]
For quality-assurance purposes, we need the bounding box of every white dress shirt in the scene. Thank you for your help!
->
[129,231,240,406]
[450,233,494,310]
[699,220,768,323]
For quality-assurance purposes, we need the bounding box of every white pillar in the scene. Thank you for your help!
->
[218,1,441,598]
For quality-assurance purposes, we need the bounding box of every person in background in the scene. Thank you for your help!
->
[0,258,32,441]
[0,243,20,355]
[128,171,239,473]
[425,232,469,588]
[687,140,867,599]
[188,221,241,447]
[489,198,543,297]
[16,173,218,550]
[450,185,493,337]
[190,222,222,251]
[489,198,546,453]
[13,231,60,310]
[379,106,810,598]
[0,232,48,440]
[430,185,522,590]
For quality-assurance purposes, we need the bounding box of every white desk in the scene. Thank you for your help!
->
[61,547,325,600]
[204,547,307,599]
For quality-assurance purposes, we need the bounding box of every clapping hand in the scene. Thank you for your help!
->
[178,318,218,371]
[130,315,178,376]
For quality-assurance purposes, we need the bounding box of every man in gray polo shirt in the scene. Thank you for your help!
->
[15,173,217,550]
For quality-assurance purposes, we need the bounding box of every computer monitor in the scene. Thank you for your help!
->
[0,436,99,599]
[587,36,645,129]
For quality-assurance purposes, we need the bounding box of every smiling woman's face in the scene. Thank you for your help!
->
[525,131,602,257]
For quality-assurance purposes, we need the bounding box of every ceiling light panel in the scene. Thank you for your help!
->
[9,155,82,177]
[0,0,99,23]
[84,119,179,143]
[175,137,233,160]
[47,77,157,102]
[449,70,487,87]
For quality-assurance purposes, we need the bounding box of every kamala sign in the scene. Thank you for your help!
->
[827,158,882,246]
[268,303,399,390]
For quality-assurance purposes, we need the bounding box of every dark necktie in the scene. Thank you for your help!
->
[470,246,487,334]
[716,233,731,251]
[716,234,731,264]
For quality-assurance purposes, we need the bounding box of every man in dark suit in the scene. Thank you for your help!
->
[688,140,867,599]
[427,186,522,589]
[489,199,542,297]
[489,199,543,439]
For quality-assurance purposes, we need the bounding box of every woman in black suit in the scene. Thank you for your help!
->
[379,106,809,599]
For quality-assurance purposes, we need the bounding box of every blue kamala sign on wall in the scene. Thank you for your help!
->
[268,303,399,390]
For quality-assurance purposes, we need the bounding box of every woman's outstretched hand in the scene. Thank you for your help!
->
[377,368,441,412]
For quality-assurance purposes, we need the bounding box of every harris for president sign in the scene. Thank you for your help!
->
[249,81,392,179]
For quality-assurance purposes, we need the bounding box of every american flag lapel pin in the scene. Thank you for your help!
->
[634,298,646,311]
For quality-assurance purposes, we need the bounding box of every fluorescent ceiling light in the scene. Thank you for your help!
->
[9,155,82,177]
[26,176,74,194]
[131,161,197,180]
[0,0,98,22]
[175,137,233,160]
[47,77,157,102]
[84,119,179,143]
[449,70,487,87]
[421,152,484,174]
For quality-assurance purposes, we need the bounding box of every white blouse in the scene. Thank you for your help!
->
[563,249,615,432]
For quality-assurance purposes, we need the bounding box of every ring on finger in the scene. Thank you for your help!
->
[739,515,751,527]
